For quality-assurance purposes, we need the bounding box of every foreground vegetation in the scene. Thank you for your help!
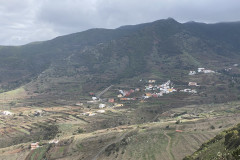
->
[184,124,240,160]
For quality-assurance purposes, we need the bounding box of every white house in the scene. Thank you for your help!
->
[148,80,156,83]
[143,96,150,99]
[88,112,96,116]
[117,94,123,98]
[99,104,106,108]
[49,139,59,144]
[97,110,105,113]
[92,97,98,100]
[189,71,196,75]
[198,68,215,74]
[31,142,39,150]
[75,103,83,106]
[2,111,13,116]
[198,68,205,72]
[188,82,198,86]
[203,70,215,73]
[157,92,163,97]
[180,89,197,93]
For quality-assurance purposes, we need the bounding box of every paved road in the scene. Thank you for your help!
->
[96,85,113,98]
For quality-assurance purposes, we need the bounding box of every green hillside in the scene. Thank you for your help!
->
[184,123,240,160]
[0,18,240,97]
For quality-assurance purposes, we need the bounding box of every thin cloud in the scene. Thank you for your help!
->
[0,0,240,45]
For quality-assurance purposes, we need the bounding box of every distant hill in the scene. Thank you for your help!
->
[184,123,240,160]
[0,18,240,101]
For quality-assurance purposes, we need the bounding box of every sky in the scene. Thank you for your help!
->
[0,0,240,46]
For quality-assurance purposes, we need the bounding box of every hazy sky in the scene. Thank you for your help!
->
[1,0,240,45]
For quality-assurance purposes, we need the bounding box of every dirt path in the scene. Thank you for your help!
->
[163,131,174,160]
[92,131,128,160]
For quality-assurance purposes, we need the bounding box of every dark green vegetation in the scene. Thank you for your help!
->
[184,123,240,160]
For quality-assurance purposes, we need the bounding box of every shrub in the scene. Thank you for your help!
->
[176,120,181,124]
[210,125,215,130]
[77,128,84,133]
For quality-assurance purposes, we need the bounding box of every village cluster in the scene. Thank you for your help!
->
[143,80,176,98]
[79,67,217,117]
[0,68,216,119]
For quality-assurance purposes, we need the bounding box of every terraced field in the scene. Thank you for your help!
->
[0,87,240,160]
[0,102,238,160]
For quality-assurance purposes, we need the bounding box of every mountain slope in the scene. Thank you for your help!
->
[0,18,240,102]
